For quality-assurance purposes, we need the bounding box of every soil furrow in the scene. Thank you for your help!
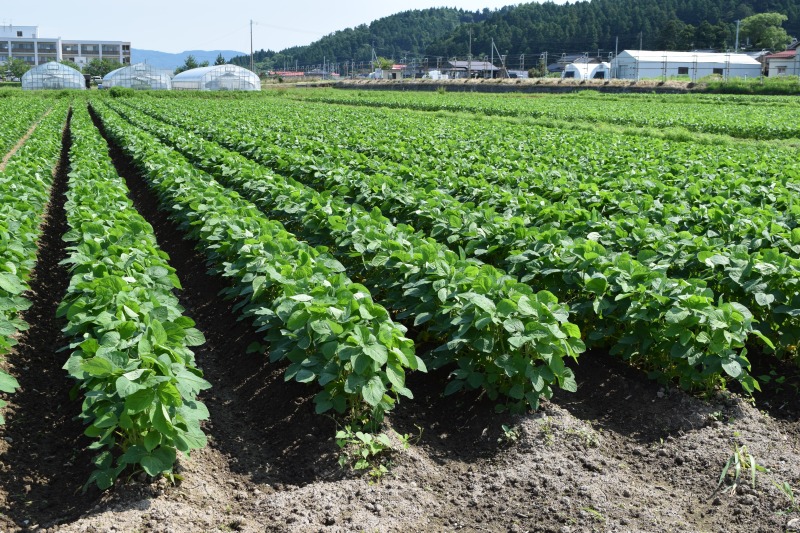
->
[0,110,100,530]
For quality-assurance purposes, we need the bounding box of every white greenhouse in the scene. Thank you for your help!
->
[172,65,260,91]
[102,63,172,90]
[22,61,85,90]
[562,61,610,80]
[611,50,762,81]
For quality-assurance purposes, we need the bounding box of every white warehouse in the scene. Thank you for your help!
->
[611,50,762,81]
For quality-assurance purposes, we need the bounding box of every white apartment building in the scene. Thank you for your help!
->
[0,24,130,66]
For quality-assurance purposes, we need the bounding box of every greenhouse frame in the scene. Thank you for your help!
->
[22,61,85,90]
[172,65,260,91]
[102,63,172,90]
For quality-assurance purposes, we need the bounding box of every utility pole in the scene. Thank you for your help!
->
[250,19,254,72]
[490,38,494,79]
[735,19,741,52]
[637,32,642,81]
[468,27,472,78]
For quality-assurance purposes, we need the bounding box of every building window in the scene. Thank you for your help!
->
[778,66,787,74]
[713,68,724,75]
[678,66,689,75]
[16,31,22,37]
[122,44,130,51]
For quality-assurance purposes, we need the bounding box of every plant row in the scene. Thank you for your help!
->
[98,100,585,413]
[59,105,212,489]
[285,89,800,140]
[124,97,800,360]
[0,97,52,159]
[0,102,70,423]
[126,97,800,260]
[102,100,764,395]
[89,102,425,431]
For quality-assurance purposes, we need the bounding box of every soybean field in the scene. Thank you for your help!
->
[0,89,798,533]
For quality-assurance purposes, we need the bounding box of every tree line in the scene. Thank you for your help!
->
[229,0,798,72]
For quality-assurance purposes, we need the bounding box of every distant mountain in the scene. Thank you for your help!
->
[131,49,246,70]
[229,0,800,71]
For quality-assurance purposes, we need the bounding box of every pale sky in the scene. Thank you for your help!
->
[2,1,567,53]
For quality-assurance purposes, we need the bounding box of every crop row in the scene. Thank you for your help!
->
[102,99,763,395]
[89,101,427,431]
[122,97,800,359]
[0,97,52,159]
[95,99,584,414]
[0,102,69,423]
[125,97,800,257]
[286,89,800,140]
[60,105,212,488]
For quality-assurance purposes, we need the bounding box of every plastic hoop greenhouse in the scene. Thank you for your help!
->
[22,62,85,90]
[172,65,260,91]
[102,63,172,90]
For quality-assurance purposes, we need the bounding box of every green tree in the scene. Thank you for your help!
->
[4,58,31,80]
[214,53,226,65]
[528,57,548,77]
[199,60,210,67]
[376,56,394,70]
[740,12,792,50]
[175,54,199,74]
[83,58,124,78]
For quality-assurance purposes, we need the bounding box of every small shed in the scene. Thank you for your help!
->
[172,65,260,91]
[22,61,85,90]
[765,50,798,76]
[765,41,799,76]
[103,63,172,90]
[611,50,762,80]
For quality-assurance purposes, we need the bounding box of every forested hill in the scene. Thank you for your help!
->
[427,0,800,59]
[233,0,800,70]
[230,8,486,69]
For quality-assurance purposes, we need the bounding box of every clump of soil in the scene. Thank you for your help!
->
[51,354,800,533]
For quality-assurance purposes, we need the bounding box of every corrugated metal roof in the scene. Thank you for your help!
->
[616,50,761,65]
[447,61,499,71]
[765,50,797,59]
